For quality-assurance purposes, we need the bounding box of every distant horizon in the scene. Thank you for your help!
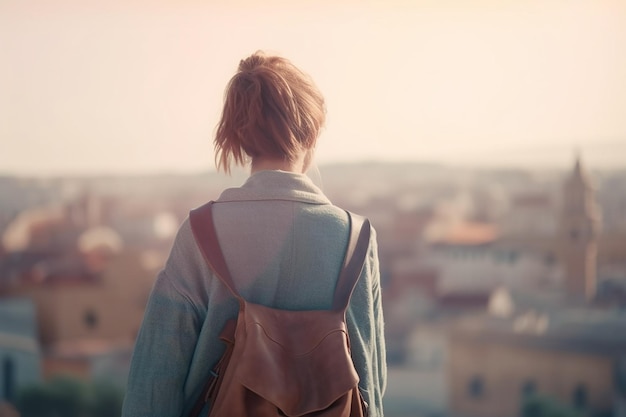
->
[2,152,625,180]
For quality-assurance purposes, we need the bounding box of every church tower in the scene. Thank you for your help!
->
[559,155,601,300]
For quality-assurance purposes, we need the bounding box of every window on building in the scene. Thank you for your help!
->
[84,309,98,329]
[3,357,15,403]
[572,383,588,409]
[543,253,555,266]
[521,380,537,397]
[468,376,485,399]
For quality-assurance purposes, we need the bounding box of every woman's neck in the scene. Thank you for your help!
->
[250,155,309,174]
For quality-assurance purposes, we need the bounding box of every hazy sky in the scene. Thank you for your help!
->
[1,0,625,175]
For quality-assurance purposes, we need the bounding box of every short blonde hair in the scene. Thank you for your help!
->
[214,51,326,173]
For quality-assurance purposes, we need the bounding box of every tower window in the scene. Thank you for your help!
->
[84,309,98,329]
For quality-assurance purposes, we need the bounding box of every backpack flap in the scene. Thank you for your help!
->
[234,301,360,416]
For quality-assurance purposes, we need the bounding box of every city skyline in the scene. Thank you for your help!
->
[2,0,625,176]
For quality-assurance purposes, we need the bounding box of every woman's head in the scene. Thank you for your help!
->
[214,51,326,173]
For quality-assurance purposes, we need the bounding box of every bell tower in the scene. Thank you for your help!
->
[559,155,601,300]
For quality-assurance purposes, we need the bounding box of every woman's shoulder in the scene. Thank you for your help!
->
[313,204,376,234]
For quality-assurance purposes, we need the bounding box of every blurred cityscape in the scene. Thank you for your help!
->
[1,156,626,417]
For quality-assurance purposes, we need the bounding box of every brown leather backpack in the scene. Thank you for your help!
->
[188,202,371,417]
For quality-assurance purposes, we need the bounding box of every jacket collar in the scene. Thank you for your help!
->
[217,170,332,205]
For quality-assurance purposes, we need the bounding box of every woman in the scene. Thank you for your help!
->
[121,51,387,417]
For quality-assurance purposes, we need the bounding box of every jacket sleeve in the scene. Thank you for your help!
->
[121,224,205,417]
[346,227,387,417]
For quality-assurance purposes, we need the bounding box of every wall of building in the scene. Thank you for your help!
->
[11,251,154,349]
[448,335,615,417]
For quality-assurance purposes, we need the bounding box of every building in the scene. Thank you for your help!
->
[448,309,626,417]
[0,195,159,382]
[500,192,557,238]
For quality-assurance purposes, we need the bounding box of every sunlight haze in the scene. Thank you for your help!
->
[1,0,625,176]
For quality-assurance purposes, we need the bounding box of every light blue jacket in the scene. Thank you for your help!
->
[121,170,387,417]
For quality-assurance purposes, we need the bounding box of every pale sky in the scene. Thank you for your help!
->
[1,0,625,176]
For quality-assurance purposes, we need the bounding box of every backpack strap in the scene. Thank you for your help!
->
[189,201,242,300]
[332,212,371,312]
[189,202,371,310]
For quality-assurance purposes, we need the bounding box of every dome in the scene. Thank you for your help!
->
[1,206,65,252]
[78,226,123,255]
